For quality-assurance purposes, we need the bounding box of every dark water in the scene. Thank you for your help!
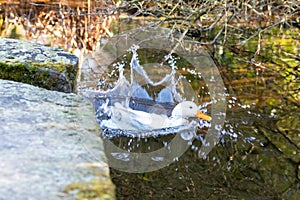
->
[107,28,300,199]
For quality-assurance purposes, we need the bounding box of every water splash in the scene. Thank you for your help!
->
[93,45,211,139]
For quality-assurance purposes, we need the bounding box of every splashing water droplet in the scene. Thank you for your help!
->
[92,45,211,139]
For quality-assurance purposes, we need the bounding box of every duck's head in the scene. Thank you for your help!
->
[171,101,211,121]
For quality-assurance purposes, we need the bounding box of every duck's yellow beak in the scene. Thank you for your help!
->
[195,110,212,121]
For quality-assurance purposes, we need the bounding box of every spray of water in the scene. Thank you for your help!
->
[93,45,211,140]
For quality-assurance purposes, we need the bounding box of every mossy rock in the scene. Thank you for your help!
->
[64,174,116,200]
[0,79,115,199]
[0,38,78,92]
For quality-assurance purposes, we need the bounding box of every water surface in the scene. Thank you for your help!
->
[107,27,300,199]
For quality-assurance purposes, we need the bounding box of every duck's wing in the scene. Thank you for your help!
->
[100,103,131,130]
[114,103,153,120]
[112,103,172,130]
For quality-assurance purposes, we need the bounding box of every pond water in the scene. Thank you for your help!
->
[101,26,299,199]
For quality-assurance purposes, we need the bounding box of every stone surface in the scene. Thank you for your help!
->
[0,38,78,93]
[0,79,115,200]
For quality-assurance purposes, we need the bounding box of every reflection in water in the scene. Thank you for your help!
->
[108,30,299,199]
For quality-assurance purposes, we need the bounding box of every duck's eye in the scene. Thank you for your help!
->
[189,106,193,109]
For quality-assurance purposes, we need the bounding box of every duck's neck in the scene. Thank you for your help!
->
[171,105,187,119]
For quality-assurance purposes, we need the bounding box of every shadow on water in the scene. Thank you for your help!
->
[107,29,299,199]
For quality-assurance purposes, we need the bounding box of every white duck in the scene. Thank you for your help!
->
[100,101,211,131]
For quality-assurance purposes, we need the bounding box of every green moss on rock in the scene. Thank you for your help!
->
[64,177,116,200]
[0,38,78,93]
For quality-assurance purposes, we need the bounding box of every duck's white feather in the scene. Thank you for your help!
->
[100,101,210,131]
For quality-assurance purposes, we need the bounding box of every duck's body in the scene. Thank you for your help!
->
[100,101,211,131]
